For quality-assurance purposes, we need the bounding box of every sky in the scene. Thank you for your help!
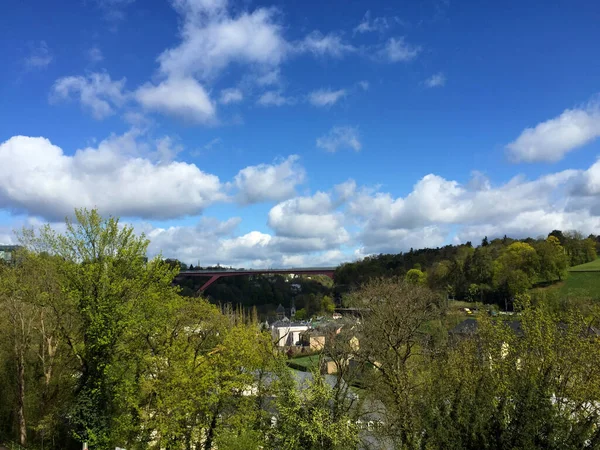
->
[1,0,600,267]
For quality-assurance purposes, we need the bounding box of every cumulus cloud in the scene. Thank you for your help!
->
[316,126,361,153]
[377,37,420,62]
[506,101,600,163]
[24,41,53,69]
[257,90,295,106]
[232,155,306,204]
[424,72,445,88]
[357,226,447,256]
[308,88,346,107]
[146,216,349,268]
[158,1,287,79]
[51,72,127,120]
[219,87,243,104]
[344,165,598,253]
[349,171,577,230]
[135,77,216,123]
[0,132,224,220]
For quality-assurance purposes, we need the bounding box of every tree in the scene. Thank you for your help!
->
[19,209,183,448]
[405,268,427,285]
[348,278,443,447]
[268,365,359,449]
[419,299,600,449]
[321,295,335,314]
[536,236,568,282]
[493,242,539,298]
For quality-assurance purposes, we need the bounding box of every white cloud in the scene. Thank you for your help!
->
[51,72,127,120]
[424,72,445,88]
[257,90,295,106]
[456,210,600,245]
[308,88,346,107]
[378,37,420,62]
[268,192,349,244]
[353,11,390,35]
[219,87,243,104]
[146,216,350,268]
[135,77,216,123]
[506,102,600,163]
[24,41,53,69]
[357,80,370,91]
[294,31,355,58]
[0,132,225,221]
[345,165,596,253]
[357,226,447,255]
[87,47,104,63]
[349,171,577,230]
[158,2,288,79]
[316,126,361,153]
[232,155,305,204]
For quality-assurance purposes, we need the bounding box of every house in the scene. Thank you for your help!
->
[271,320,310,347]
[0,245,22,265]
[449,318,523,338]
[301,331,326,351]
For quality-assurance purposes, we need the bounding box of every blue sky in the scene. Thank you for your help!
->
[1,0,600,267]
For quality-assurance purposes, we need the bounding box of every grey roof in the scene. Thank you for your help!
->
[271,320,310,328]
[449,318,479,335]
[275,304,286,313]
[450,318,523,336]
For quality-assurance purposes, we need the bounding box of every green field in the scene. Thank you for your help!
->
[533,271,600,301]
[287,355,321,371]
[569,258,600,272]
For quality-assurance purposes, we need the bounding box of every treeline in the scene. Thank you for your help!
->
[336,231,598,306]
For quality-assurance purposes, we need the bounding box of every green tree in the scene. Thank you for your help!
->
[268,365,359,449]
[493,242,539,297]
[405,268,427,285]
[321,295,335,314]
[19,209,182,448]
[536,236,568,282]
[420,299,600,449]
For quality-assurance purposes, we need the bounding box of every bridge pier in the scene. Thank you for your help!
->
[197,275,222,294]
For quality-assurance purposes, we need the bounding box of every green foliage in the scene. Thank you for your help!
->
[405,268,427,285]
[268,367,359,450]
[294,308,307,320]
[336,231,596,308]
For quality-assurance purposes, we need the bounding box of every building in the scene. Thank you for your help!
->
[0,245,22,265]
[275,304,286,321]
[271,320,310,347]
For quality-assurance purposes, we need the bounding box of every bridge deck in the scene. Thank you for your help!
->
[177,267,336,292]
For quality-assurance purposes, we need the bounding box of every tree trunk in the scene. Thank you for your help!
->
[204,410,219,450]
[16,338,27,446]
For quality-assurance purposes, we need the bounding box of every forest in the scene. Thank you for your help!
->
[1,210,600,449]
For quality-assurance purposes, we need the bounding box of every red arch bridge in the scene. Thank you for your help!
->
[177,267,336,292]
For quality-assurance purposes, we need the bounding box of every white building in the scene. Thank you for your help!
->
[271,320,310,347]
